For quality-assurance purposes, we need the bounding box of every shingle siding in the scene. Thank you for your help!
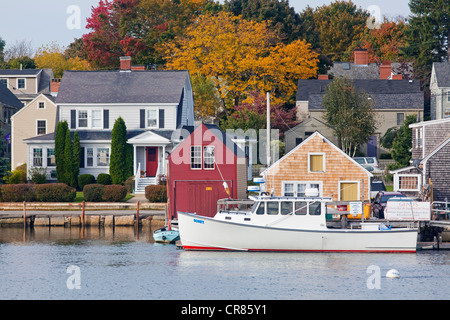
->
[426,143,450,201]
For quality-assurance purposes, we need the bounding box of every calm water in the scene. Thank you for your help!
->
[0,226,449,300]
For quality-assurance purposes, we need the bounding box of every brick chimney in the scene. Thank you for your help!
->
[391,74,403,80]
[318,74,329,80]
[380,61,392,79]
[120,56,131,71]
[51,79,61,95]
[354,48,369,65]
[131,65,146,71]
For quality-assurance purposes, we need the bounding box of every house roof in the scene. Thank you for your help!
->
[329,62,414,80]
[23,129,149,143]
[56,70,190,104]
[297,79,423,110]
[262,131,373,178]
[433,62,450,88]
[0,83,23,108]
[169,123,245,158]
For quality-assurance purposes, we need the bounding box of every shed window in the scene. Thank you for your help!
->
[203,146,215,169]
[309,154,324,172]
[284,183,294,197]
[190,146,202,169]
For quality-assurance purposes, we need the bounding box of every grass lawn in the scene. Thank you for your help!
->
[74,191,134,203]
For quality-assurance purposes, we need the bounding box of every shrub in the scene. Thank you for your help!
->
[97,173,112,185]
[102,185,127,202]
[145,185,167,203]
[29,167,48,184]
[34,183,76,202]
[83,184,104,202]
[4,163,27,184]
[0,184,36,202]
[124,175,135,193]
[78,174,95,191]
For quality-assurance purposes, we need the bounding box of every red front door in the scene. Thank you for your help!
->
[146,147,158,177]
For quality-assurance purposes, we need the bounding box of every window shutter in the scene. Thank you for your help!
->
[140,109,145,128]
[159,109,165,129]
[80,147,85,168]
[70,110,76,129]
[103,109,109,129]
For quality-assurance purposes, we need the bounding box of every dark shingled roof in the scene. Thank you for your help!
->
[297,79,424,110]
[433,62,450,88]
[56,70,189,104]
[0,83,23,108]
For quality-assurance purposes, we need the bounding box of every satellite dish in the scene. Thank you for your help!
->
[412,159,421,168]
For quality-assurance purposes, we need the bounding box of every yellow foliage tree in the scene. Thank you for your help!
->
[164,12,319,114]
[35,43,90,78]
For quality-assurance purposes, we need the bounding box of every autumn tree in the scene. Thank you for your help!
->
[322,77,377,157]
[35,43,90,78]
[221,91,298,136]
[302,1,369,61]
[347,19,408,63]
[191,73,222,119]
[165,11,318,112]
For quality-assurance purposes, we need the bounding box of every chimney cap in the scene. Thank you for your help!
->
[120,56,131,60]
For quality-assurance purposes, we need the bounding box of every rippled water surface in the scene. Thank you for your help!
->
[0,227,449,300]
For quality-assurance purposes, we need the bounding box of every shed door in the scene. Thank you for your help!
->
[174,181,232,218]
[340,183,358,201]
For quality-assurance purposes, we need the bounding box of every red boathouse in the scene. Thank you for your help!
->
[167,123,248,218]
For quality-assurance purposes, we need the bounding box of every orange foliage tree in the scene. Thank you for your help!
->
[164,11,318,115]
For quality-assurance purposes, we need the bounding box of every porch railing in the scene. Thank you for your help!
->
[134,162,141,194]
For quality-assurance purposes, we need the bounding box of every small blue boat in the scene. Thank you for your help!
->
[153,227,180,244]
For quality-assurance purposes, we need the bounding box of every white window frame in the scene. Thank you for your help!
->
[282,181,323,197]
[46,148,56,167]
[85,146,110,168]
[17,78,26,89]
[190,145,202,170]
[396,113,405,126]
[36,119,46,135]
[308,152,326,173]
[33,148,43,167]
[38,101,45,109]
[91,109,103,129]
[394,174,421,192]
[447,91,450,102]
[203,146,215,170]
[146,108,159,129]
[78,110,88,128]
[338,181,360,201]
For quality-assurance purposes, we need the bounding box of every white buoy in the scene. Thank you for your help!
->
[386,269,400,278]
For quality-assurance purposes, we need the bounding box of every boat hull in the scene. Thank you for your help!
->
[178,212,418,253]
[153,228,180,244]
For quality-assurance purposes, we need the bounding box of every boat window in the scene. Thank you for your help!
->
[309,202,321,215]
[295,202,307,215]
[280,201,293,215]
[255,202,265,215]
[267,202,279,215]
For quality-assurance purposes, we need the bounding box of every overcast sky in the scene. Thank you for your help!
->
[0,0,411,52]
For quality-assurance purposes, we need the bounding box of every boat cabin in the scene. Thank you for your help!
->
[215,194,333,230]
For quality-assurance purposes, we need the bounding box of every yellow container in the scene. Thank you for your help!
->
[347,203,371,220]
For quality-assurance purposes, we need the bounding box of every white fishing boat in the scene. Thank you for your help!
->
[178,189,418,253]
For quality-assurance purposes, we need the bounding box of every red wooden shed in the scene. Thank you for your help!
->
[167,123,248,219]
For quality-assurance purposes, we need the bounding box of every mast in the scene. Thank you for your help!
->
[266,92,270,168]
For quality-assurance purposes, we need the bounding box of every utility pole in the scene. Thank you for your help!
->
[266,92,270,168]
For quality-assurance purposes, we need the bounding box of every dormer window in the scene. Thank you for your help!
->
[17,79,25,89]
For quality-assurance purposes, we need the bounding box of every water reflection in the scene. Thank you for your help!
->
[0,220,165,244]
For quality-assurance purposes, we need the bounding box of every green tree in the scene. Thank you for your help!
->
[391,115,417,168]
[110,117,133,184]
[322,77,377,157]
[63,127,76,187]
[73,131,81,188]
[55,121,68,183]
